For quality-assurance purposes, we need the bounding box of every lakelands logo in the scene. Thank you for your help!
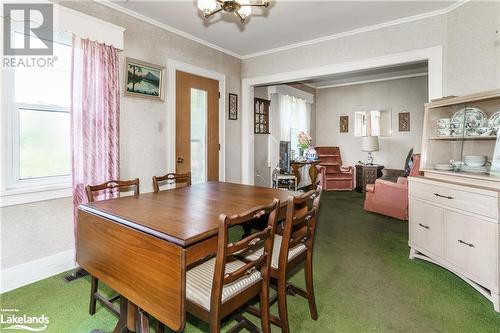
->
[0,309,49,332]
[3,3,55,68]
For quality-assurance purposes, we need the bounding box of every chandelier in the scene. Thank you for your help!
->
[197,0,270,23]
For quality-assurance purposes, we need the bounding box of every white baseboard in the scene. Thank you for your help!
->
[1,249,76,293]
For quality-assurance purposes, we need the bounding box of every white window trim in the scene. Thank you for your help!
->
[1,60,72,208]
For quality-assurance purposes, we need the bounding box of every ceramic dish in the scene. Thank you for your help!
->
[433,163,454,171]
[488,110,500,128]
[450,107,487,132]
[461,165,490,174]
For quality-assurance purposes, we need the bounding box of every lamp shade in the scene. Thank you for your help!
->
[238,0,252,18]
[198,0,216,12]
[361,136,379,152]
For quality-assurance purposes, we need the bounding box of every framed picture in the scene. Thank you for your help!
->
[399,111,410,132]
[340,116,349,133]
[229,93,238,120]
[125,58,164,100]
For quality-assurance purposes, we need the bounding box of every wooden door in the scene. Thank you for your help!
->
[176,71,219,183]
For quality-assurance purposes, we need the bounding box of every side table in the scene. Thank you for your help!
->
[355,164,384,192]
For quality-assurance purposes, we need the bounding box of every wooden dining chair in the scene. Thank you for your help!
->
[185,198,280,333]
[243,187,322,333]
[152,172,191,193]
[85,178,140,317]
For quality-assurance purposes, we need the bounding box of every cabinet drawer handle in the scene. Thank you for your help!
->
[434,193,453,199]
[458,239,475,248]
[418,223,430,229]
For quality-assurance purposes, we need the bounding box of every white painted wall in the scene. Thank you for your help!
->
[316,76,428,169]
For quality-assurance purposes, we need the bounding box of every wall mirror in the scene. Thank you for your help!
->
[354,109,392,137]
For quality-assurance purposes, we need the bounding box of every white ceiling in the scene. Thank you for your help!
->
[301,61,428,88]
[108,0,457,58]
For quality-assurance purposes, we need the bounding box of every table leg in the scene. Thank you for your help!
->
[127,301,137,332]
[112,297,129,333]
[309,164,318,189]
[291,164,301,186]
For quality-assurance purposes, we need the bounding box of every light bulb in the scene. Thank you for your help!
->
[198,0,217,14]
[238,0,252,19]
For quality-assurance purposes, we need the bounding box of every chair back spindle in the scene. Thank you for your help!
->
[152,172,192,193]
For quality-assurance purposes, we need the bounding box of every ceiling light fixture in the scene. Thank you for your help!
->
[197,0,270,23]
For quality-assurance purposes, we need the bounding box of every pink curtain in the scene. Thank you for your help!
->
[71,37,120,222]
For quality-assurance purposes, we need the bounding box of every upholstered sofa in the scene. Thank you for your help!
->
[363,154,421,220]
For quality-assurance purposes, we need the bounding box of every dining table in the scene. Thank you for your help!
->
[76,181,296,333]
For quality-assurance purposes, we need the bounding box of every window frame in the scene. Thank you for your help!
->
[1,48,72,207]
[11,103,71,188]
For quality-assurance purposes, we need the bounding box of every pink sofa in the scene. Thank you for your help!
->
[364,154,421,220]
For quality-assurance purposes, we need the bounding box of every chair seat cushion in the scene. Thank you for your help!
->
[186,257,262,310]
[325,173,353,180]
[240,235,307,269]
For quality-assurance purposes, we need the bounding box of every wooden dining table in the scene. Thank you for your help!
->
[76,181,296,332]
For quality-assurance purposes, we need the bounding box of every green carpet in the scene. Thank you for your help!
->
[1,191,499,332]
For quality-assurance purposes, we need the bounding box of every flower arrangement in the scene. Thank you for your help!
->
[297,131,312,151]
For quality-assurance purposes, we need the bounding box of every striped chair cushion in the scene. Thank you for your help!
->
[241,235,307,269]
[186,257,262,310]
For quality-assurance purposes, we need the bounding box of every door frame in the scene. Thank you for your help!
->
[167,59,226,181]
[241,46,443,184]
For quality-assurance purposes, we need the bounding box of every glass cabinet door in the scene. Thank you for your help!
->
[425,96,500,179]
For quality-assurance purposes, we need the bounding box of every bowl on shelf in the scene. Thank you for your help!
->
[464,155,487,167]
[461,165,490,174]
[433,163,454,171]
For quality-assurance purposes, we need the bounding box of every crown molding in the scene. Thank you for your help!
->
[241,0,470,59]
[94,0,470,61]
[94,0,241,59]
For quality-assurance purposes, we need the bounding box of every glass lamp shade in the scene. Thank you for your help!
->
[198,0,217,13]
[361,136,379,152]
[238,0,252,18]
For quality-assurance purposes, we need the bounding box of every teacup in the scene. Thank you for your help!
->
[436,118,451,130]
[436,129,451,136]
[476,127,491,136]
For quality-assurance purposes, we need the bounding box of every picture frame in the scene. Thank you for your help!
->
[340,115,349,133]
[229,93,238,120]
[125,58,164,101]
[399,111,410,132]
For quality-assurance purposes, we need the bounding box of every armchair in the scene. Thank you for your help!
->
[364,154,421,220]
[316,147,354,191]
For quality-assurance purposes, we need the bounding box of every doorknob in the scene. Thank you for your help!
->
[177,157,184,163]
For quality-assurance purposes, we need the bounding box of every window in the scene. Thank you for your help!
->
[278,95,311,157]
[354,110,392,137]
[5,32,72,189]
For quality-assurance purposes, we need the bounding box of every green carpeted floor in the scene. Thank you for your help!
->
[1,191,500,332]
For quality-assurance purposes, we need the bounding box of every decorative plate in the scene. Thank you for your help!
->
[450,107,487,132]
[488,110,500,128]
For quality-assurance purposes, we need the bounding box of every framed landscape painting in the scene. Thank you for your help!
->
[125,58,164,100]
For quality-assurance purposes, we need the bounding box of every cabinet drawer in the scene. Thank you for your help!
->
[410,180,497,219]
[444,210,497,288]
[409,199,444,257]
